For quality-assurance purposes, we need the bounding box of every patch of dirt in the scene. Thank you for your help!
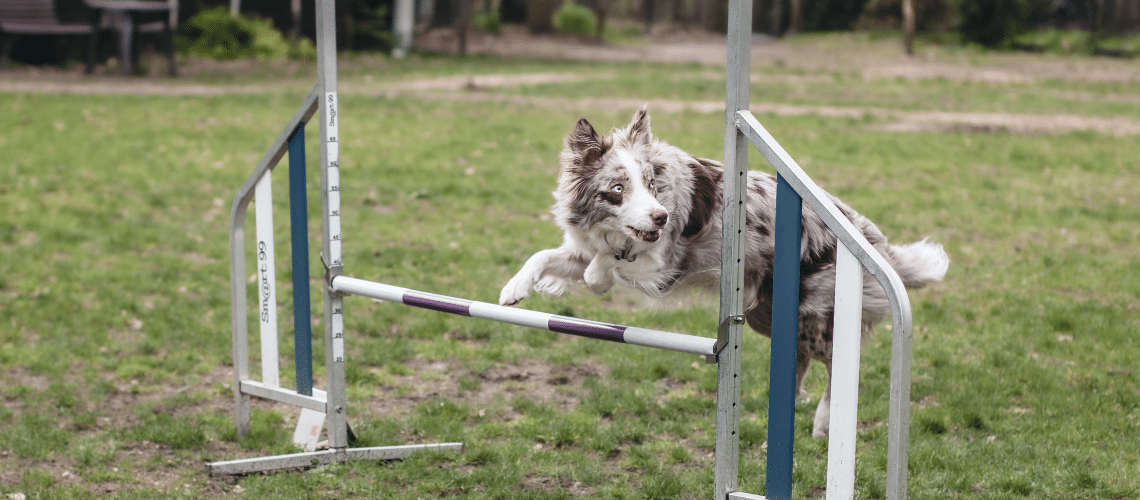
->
[0,349,614,495]
[871,109,1140,135]
[388,72,590,91]
[363,354,609,423]
[372,88,1140,136]
[0,364,248,496]
[417,24,1140,84]
[519,473,594,495]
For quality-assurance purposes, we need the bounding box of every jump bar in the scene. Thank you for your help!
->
[332,276,717,357]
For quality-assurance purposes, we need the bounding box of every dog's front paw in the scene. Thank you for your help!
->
[499,275,533,306]
[583,256,615,295]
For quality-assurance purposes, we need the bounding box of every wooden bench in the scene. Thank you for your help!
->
[1,0,176,75]
[0,0,99,71]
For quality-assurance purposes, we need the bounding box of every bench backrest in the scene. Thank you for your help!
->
[0,0,61,24]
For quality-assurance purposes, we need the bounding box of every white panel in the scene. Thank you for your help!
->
[827,244,864,500]
[292,408,326,452]
[254,173,280,387]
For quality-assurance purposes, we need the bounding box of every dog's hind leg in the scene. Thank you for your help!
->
[795,350,812,398]
[500,247,589,306]
[811,362,832,439]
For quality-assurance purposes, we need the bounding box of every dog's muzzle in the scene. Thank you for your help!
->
[628,227,661,243]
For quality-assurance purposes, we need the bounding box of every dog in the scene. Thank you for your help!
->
[499,107,949,438]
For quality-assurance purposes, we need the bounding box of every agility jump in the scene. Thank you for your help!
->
[207,0,918,498]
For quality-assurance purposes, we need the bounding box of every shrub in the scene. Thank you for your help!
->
[248,16,316,60]
[473,10,502,34]
[552,2,598,37]
[175,7,255,60]
[176,7,315,60]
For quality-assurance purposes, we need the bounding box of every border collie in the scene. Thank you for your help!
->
[500,107,949,438]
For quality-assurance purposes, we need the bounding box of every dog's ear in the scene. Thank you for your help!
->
[566,118,607,168]
[681,159,720,239]
[627,105,652,145]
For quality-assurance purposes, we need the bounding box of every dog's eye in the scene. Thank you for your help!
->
[648,180,655,191]
[612,185,623,194]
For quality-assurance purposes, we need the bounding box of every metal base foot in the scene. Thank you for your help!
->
[206,443,463,476]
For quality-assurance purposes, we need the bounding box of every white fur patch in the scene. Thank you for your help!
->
[892,238,949,286]
[613,148,665,232]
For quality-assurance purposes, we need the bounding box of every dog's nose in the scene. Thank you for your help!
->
[650,210,668,228]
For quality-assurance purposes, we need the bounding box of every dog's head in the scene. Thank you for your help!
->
[554,106,672,244]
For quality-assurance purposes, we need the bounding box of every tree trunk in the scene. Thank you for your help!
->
[525,0,558,33]
[788,0,801,34]
[770,0,784,36]
[456,0,472,55]
[595,0,608,43]
[1126,0,1140,31]
[902,0,915,54]
[291,0,301,47]
[658,0,674,25]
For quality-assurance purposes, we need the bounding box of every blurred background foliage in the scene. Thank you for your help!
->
[5,0,1139,68]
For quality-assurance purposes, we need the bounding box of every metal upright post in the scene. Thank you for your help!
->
[715,0,751,496]
[230,201,252,439]
[315,0,349,452]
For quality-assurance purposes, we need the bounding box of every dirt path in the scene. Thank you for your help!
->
[418,25,1140,84]
[2,26,1138,135]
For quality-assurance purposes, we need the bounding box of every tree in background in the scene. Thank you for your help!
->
[902,0,914,53]
[526,0,561,32]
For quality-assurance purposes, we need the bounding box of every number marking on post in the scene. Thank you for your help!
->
[326,92,345,365]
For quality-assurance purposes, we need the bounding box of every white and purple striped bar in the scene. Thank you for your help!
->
[332,276,717,356]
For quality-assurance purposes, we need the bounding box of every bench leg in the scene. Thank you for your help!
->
[86,11,101,74]
[1,35,16,69]
[163,20,176,76]
[118,12,134,75]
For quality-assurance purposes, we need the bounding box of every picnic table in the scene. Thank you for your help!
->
[0,0,175,76]
[87,0,175,75]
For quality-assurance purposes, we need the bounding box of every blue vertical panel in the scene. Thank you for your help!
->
[288,125,313,397]
[767,174,802,500]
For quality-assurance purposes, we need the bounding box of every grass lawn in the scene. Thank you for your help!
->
[1,35,1138,499]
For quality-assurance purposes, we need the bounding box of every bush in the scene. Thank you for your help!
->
[552,2,598,37]
[958,0,1029,47]
[176,7,315,60]
[473,10,501,34]
[248,16,316,60]
[176,7,255,60]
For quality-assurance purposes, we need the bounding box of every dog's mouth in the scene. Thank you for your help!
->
[628,227,660,243]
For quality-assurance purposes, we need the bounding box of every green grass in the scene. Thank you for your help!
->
[1,36,1139,499]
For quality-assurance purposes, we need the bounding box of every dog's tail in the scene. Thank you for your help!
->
[885,238,949,289]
